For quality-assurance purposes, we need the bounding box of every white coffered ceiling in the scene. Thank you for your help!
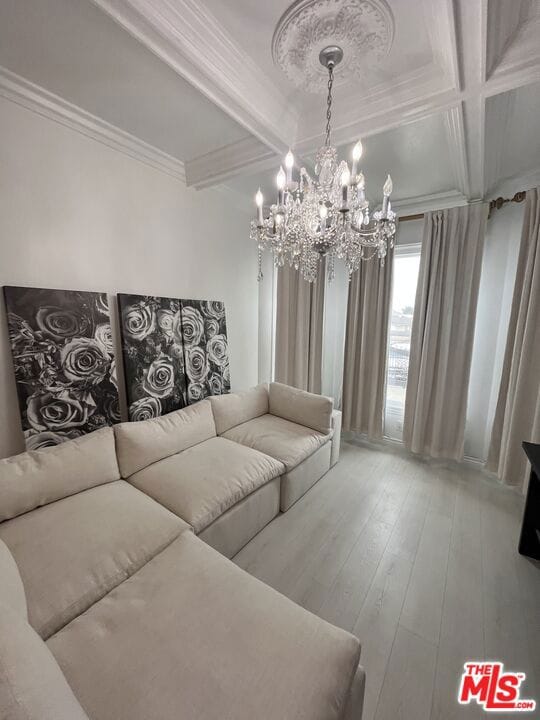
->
[0,0,539,211]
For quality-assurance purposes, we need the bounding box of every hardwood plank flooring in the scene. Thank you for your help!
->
[233,441,538,720]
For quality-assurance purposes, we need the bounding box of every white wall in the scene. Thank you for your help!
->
[0,96,258,458]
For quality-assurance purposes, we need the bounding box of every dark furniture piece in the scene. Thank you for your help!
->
[520,442,540,560]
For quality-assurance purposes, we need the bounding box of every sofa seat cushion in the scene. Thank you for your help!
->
[0,481,188,639]
[48,533,361,720]
[222,413,332,471]
[128,436,284,533]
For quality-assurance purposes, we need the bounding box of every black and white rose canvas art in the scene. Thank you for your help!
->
[118,294,188,420]
[3,286,120,450]
[181,299,230,404]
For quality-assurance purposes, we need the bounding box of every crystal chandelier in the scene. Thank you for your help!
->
[250,46,396,283]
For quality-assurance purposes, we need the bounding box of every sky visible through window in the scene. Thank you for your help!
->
[385,250,421,440]
[392,256,421,314]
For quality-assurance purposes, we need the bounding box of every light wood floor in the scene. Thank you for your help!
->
[234,441,539,720]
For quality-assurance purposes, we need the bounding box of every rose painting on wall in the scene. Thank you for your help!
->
[3,286,120,450]
[118,294,187,420]
[181,299,230,404]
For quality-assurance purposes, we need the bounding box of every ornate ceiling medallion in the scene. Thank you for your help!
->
[272,0,394,93]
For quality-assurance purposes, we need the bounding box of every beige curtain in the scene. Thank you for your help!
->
[342,249,394,439]
[274,261,325,393]
[403,203,488,459]
[487,188,540,490]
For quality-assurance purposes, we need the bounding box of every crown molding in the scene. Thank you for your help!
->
[0,66,186,182]
[185,137,275,189]
[443,104,470,196]
[89,0,298,153]
[392,189,468,216]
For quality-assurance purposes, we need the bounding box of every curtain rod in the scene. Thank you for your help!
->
[488,191,526,217]
[397,190,527,223]
[398,213,424,222]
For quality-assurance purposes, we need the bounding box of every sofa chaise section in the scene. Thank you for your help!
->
[0,538,93,719]
[212,382,338,511]
[0,388,364,720]
[115,400,284,557]
[47,531,363,720]
[0,428,188,639]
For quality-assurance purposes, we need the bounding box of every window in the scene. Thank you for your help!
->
[384,244,421,440]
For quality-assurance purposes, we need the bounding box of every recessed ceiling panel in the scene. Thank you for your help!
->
[486,80,540,188]
[486,0,538,77]
[228,112,456,207]
[0,0,249,161]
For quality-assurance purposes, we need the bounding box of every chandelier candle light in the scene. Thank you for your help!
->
[251,45,396,283]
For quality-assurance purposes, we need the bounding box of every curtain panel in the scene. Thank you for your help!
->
[341,249,394,439]
[487,188,540,491]
[403,203,488,459]
[274,261,325,393]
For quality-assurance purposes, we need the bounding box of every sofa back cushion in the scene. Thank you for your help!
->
[269,382,333,435]
[209,384,269,435]
[0,427,120,523]
[0,603,90,720]
[114,400,216,477]
[0,538,27,619]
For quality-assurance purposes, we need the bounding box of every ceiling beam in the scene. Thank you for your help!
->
[89,0,298,153]
[444,104,470,197]
[483,90,515,195]
[453,0,488,198]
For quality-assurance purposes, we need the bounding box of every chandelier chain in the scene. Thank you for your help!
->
[325,65,334,147]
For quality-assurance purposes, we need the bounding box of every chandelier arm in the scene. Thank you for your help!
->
[325,65,334,147]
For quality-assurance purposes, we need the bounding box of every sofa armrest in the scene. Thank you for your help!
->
[269,382,334,435]
[331,410,342,467]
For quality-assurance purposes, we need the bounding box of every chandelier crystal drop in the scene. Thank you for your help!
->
[250,45,396,283]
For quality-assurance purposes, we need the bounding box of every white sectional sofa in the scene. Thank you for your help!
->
[0,382,363,720]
